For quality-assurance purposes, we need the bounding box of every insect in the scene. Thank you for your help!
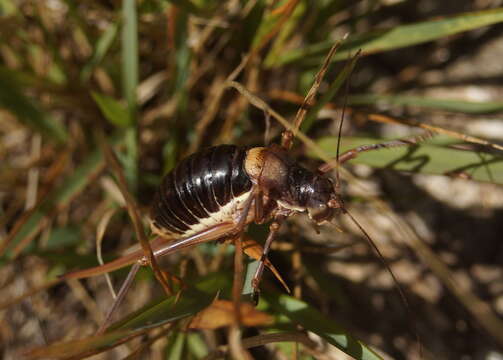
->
[147,132,429,301]
[29,44,431,340]
[145,142,340,294]
[61,124,427,336]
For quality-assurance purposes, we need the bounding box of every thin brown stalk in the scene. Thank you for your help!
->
[267,89,503,153]
[367,113,503,152]
[96,207,118,299]
[228,325,252,360]
[99,136,172,296]
[190,53,251,153]
[228,235,249,360]
[218,57,259,145]
[226,80,333,165]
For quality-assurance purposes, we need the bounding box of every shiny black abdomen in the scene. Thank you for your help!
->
[151,145,252,235]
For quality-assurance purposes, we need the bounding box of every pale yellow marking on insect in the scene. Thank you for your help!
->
[150,190,254,240]
[244,147,266,181]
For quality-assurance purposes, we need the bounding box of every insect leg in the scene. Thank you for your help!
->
[254,191,264,224]
[280,41,344,151]
[61,189,259,334]
[91,221,244,334]
[62,221,243,282]
[97,262,141,334]
[234,186,259,232]
[251,215,286,303]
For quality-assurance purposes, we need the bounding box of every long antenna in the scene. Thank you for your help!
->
[318,131,434,174]
[344,209,421,355]
[334,49,361,193]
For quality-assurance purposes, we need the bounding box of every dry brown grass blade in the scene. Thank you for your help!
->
[23,328,146,360]
[226,80,332,165]
[252,0,300,55]
[190,53,251,153]
[319,131,435,173]
[191,1,300,152]
[188,300,273,330]
[268,89,503,153]
[99,136,173,296]
[95,207,118,299]
[190,73,227,152]
[0,149,71,257]
[228,325,253,360]
[218,57,260,145]
[367,113,503,152]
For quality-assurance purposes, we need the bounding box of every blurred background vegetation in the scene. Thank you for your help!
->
[1,0,503,359]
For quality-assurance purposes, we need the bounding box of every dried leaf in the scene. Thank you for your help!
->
[241,236,291,294]
[188,300,273,330]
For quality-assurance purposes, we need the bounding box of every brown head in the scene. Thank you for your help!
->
[245,145,342,224]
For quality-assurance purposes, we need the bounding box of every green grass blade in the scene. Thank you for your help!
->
[301,54,359,133]
[348,94,503,114]
[274,8,503,66]
[186,332,209,358]
[23,272,228,359]
[108,272,229,332]
[121,0,139,190]
[313,136,503,184]
[0,0,17,15]
[44,225,82,250]
[251,0,297,50]
[108,288,213,332]
[81,22,119,82]
[169,8,191,103]
[24,329,134,359]
[92,91,132,127]
[263,1,306,67]
[165,332,186,360]
[0,68,67,143]
[122,0,138,112]
[264,292,383,360]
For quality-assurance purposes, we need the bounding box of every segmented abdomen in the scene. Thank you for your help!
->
[150,145,253,238]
